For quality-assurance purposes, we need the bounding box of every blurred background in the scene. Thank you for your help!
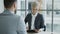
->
[0,0,60,34]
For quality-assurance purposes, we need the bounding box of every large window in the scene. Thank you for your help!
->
[16,0,60,34]
[16,0,26,19]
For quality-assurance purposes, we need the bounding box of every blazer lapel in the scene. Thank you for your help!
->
[34,13,39,27]
[29,14,32,29]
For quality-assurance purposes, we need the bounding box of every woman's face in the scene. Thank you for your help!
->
[32,7,37,15]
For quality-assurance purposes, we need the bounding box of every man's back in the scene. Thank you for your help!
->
[0,10,27,34]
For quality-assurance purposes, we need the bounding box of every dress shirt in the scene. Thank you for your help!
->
[31,12,38,30]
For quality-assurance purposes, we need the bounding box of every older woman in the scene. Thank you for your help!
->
[25,1,46,34]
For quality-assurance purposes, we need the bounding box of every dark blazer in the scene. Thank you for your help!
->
[25,13,46,31]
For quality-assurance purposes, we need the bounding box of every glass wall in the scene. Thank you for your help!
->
[53,0,60,34]
[16,0,26,19]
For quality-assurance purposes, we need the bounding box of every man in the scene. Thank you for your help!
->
[0,0,27,34]
[25,2,46,33]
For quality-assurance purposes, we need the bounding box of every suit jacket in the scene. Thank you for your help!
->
[25,13,46,31]
[0,10,27,34]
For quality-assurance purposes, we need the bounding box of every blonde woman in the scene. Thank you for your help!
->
[25,2,46,34]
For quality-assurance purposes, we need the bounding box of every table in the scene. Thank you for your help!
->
[27,32,58,34]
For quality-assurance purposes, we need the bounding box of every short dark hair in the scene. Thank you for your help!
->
[4,0,17,8]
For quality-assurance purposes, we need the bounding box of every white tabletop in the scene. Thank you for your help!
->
[27,32,60,34]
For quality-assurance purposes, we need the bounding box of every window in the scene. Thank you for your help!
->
[21,1,25,9]
[16,0,26,19]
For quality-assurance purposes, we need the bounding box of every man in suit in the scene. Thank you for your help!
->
[25,2,46,33]
[0,0,27,34]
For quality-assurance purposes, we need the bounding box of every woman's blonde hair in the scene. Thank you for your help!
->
[31,2,37,8]
[37,0,42,10]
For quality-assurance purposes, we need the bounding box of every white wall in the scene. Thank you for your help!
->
[0,0,4,13]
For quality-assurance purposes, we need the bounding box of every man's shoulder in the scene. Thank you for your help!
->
[13,15,21,19]
[26,13,31,16]
[38,13,43,16]
[13,15,24,22]
[14,15,24,20]
[13,14,20,17]
[27,13,31,15]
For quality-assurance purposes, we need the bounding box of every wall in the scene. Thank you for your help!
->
[0,0,4,13]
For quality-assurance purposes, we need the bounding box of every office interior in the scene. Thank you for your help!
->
[0,0,60,34]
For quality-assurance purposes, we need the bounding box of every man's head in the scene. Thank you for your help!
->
[4,0,17,11]
[31,2,37,15]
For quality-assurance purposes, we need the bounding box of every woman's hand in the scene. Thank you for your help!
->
[34,29,41,33]
[26,27,29,30]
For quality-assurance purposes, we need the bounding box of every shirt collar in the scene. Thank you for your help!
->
[4,9,14,14]
[32,12,38,17]
[10,11,14,14]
